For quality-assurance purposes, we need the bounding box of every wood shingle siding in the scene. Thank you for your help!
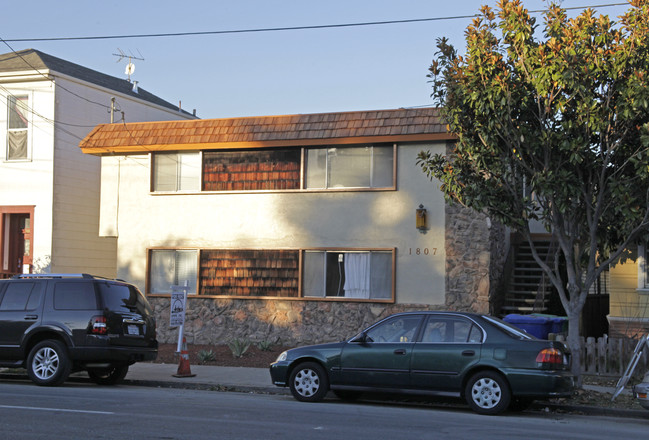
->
[79,108,453,155]
[200,250,299,297]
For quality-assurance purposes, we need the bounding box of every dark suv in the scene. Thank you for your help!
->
[0,274,157,386]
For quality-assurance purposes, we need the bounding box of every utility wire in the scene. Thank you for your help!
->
[1,3,629,43]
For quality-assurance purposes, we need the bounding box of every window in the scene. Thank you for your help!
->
[365,315,422,343]
[421,317,483,343]
[305,145,394,189]
[54,282,98,310]
[99,282,152,315]
[147,248,394,301]
[152,152,201,191]
[149,249,198,294]
[152,144,395,193]
[639,242,649,291]
[303,250,393,299]
[0,282,42,311]
[6,94,29,160]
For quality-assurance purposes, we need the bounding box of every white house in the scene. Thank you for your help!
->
[79,109,507,345]
[0,49,195,279]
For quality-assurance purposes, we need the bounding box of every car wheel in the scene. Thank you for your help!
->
[289,362,329,402]
[27,340,71,386]
[509,397,534,412]
[88,365,129,385]
[465,371,511,415]
[333,390,362,401]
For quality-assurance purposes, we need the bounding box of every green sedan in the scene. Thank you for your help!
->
[269,311,574,415]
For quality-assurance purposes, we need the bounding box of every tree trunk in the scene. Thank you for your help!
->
[567,309,583,387]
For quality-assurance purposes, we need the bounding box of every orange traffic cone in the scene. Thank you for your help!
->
[173,337,196,378]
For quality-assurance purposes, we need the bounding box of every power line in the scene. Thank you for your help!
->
[0,3,629,43]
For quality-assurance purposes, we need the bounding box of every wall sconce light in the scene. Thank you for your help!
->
[416,204,428,231]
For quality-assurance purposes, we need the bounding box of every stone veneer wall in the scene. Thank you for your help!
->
[444,203,507,315]
[151,297,443,346]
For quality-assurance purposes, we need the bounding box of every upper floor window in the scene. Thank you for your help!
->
[151,144,395,193]
[305,145,394,189]
[152,152,201,192]
[6,95,29,161]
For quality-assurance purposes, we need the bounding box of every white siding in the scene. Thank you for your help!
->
[0,70,193,278]
[0,81,56,270]
[51,76,192,278]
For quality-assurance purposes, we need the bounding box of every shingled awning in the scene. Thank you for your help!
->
[79,107,453,155]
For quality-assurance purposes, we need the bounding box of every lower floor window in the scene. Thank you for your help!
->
[147,248,394,301]
[149,249,198,294]
[303,250,393,299]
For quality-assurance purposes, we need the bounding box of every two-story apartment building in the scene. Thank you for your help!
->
[0,49,195,278]
[79,108,510,345]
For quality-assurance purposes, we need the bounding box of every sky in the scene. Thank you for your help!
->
[0,0,632,120]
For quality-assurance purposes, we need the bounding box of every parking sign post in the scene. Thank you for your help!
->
[170,282,188,353]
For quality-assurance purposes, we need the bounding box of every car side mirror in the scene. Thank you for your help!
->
[351,332,372,344]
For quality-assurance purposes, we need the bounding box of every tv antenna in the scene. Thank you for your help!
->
[112,48,145,82]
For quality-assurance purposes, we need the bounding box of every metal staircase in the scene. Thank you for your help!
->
[500,238,555,315]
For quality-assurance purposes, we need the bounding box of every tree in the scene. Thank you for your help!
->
[418,0,649,380]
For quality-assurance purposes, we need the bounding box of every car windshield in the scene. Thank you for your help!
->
[99,282,152,315]
[482,315,535,340]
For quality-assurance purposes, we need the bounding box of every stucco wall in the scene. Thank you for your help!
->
[111,141,448,306]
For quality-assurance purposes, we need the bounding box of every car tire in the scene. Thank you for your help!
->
[88,364,129,385]
[289,362,329,402]
[27,340,71,387]
[465,371,511,415]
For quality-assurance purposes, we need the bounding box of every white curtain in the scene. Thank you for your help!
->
[343,253,370,298]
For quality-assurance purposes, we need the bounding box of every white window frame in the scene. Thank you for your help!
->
[4,92,32,162]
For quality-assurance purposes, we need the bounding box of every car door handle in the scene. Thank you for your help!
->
[394,349,407,355]
[462,350,475,357]
[24,315,38,320]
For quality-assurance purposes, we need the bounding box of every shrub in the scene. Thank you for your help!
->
[228,338,251,358]
[256,340,273,351]
[197,349,216,364]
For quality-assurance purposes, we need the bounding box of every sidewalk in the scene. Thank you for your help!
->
[124,362,286,395]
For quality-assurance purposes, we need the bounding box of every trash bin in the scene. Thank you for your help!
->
[503,314,552,339]
[531,313,568,335]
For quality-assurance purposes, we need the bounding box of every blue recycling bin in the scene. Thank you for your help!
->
[503,314,552,339]
[531,313,568,335]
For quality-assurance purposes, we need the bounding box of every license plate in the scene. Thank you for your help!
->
[127,325,140,335]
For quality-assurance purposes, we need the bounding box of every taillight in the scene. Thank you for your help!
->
[536,348,564,366]
[90,316,107,335]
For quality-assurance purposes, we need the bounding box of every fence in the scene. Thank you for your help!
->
[555,334,649,377]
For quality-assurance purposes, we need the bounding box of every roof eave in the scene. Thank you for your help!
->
[80,132,456,156]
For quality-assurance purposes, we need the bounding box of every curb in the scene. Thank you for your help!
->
[122,378,290,396]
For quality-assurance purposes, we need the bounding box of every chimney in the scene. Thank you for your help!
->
[132,81,139,93]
